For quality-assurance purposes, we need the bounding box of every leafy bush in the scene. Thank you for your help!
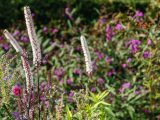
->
[0,1,160,120]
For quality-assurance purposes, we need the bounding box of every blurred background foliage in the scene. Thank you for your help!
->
[0,0,160,29]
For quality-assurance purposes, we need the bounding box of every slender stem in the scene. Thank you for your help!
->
[37,66,40,120]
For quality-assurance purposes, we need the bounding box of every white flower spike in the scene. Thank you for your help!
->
[3,29,23,53]
[24,6,41,66]
[80,35,93,75]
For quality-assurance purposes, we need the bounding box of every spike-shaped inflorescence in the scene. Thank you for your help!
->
[24,6,41,66]
[21,50,33,92]
[3,29,23,53]
[80,35,93,75]
[3,30,33,93]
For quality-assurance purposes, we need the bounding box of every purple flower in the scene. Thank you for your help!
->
[75,46,81,52]
[0,36,3,41]
[3,74,12,81]
[67,78,72,85]
[65,7,73,20]
[105,56,111,65]
[45,101,49,108]
[127,58,132,63]
[126,39,141,54]
[91,87,96,92]
[51,28,58,34]
[98,18,106,24]
[68,91,74,103]
[59,79,64,84]
[73,69,80,75]
[134,10,143,17]
[105,25,112,42]
[69,91,74,97]
[121,63,127,68]
[20,36,29,42]
[119,82,131,93]
[54,67,64,79]
[43,26,48,34]
[40,96,46,101]
[143,51,150,58]
[12,111,20,119]
[68,97,74,103]
[97,77,104,84]
[12,84,22,96]
[2,44,9,51]
[95,51,104,60]
[147,39,152,45]
[107,69,115,77]
[134,90,140,95]
[115,23,122,30]
[13,30,20,36]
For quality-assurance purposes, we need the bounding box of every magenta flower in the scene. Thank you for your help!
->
[98,18,106,24]
[73,69,81,75]
[97,77,104,84]
[121,63,127,68]
[127,58,132,63]
[95,51,104,60]
[65,7,73,20]
[54,67,64,79]
[147,39,152,45]
[12,111,20,119]
[45,101,49,108]
[43,26,48,34]
[143,51,150,58]
[68,91,74,103]
[0,36,3,41]
[20,36,29,42]
[2,44,9,51]
[67,78,72,85]
[126,39,141,54]
[91,87,96,92]
[115,23,122,30]
[107,69,115,77]
[13,30,20,36]
[105,25,112,42]
[105,56,111,65]
[51,28,58,34]
[119,82,131,93]
[12,85,22,96]
[134,10,143,17]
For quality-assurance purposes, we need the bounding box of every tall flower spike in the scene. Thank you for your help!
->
[3,29,23,53]
[21,50,33,92]
[24,6,41,66]
[80,35,93,75]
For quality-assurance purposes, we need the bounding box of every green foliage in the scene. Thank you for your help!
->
[0,53,20,119]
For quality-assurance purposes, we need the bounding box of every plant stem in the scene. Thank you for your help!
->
[37,66,41,120]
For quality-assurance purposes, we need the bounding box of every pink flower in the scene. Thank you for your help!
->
[115,23,122,30]
[127,58,132,63]
[107,69,115,77]
[105,25,112,42]
[134,10,143,17]
[119,82,131,93]
[97,77,104,84]
[143,51,150,58]
[121,63,127,68]
[126,39,141,54]
[105,57,111,65]
[147,39,152,45]
[51,28,58,34]
[12,85,22,96]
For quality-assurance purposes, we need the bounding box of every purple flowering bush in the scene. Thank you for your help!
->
[0,1,160,120]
